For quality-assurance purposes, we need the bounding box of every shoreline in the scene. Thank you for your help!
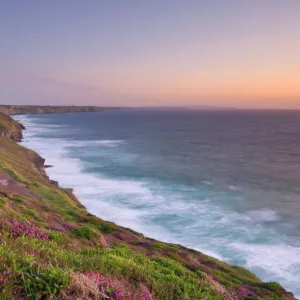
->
[17,114,299,298]
[17,115,219,252]
[1,112,296,298]
[17,115,180,247]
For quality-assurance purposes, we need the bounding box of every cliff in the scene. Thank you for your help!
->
[0,113,296,300]
[0,105,115,115]
[0,112,24,142]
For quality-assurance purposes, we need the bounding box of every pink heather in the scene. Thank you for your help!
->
[2,219,49,240]
[83,272,153,300]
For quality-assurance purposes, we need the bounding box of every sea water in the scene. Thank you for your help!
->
[16,110,300,296]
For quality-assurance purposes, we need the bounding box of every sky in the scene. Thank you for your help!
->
[0,0,300,108]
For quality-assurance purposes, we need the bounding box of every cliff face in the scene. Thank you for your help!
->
[0,112,24,142]
[0,105,114,115]
[0,112,297,300]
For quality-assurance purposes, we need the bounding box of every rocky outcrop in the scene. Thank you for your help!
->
[0,112,24,142]
[0,130,22,142]
[0,105,115,115]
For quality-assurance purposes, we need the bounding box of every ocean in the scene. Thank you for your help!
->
[16,109,300,296]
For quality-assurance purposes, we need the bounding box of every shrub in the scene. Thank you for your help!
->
[70,226,97,240]
[48,231,66,243]
[9,196,23,203]
[83,272,153,300]
[99,221,118,234]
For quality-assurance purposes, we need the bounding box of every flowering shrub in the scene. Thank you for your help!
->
[234,285,256,297]
[84,272,153,300]
[0,261,20,296]
[84,273,124,299]
[0,263,11,293]
[133,291,153,300]
[2,219,49,240]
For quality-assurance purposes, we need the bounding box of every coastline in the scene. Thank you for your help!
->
[16,113,300,298]
[0,104,118,115]
[17,114,223,256]
[0,111,297,299]
[19,113,300,298]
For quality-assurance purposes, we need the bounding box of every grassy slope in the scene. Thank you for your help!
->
[0,115,296,300]
[0,112,17,132]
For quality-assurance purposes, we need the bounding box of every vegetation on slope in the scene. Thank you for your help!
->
[0,112,24,142]
[0,114,296,299]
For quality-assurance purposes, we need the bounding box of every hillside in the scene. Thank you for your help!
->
[0,105,114,115]
[0,113,296,299]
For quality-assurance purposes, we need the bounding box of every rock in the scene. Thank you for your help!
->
[50,180,59,186]
[0,112,24,142]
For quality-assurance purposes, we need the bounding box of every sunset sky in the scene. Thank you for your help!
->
[0,0,300,108]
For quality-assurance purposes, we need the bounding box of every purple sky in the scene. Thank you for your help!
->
[1,1,300,108]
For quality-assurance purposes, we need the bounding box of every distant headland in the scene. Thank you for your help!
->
[0,105,117,115]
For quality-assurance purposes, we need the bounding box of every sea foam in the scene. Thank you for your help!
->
[246,209,281,222]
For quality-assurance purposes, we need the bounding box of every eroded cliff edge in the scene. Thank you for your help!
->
[0,112,24,142]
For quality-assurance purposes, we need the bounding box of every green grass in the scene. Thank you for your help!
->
[0,197,5,208]
[0,168,24,183]
[0,236,221,299]
[0,233,289,299]
[98,221,119,234]
[69,225,97,240]
[22,266,70,299]
[29,182,85,223]
[9,196,23,203]
[19,205,43,221]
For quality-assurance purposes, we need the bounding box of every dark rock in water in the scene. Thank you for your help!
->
[50,180,59,186]
[44,165,54,168]
[32,155,46,170]
[18,122,25,130]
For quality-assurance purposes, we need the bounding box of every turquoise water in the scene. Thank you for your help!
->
[16,110,300,296]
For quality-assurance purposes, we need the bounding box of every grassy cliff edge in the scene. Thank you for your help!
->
[0,112,296,299]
